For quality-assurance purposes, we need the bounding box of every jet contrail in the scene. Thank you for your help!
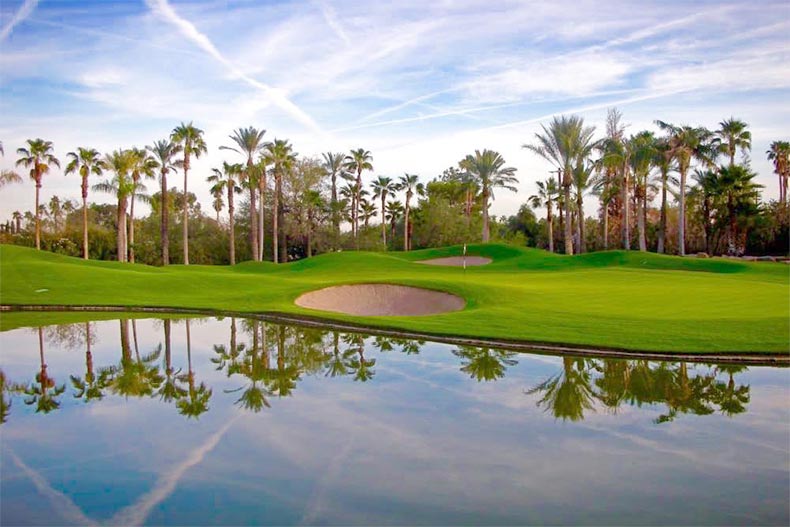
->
[0,0,38,41]
[145,0,321,132]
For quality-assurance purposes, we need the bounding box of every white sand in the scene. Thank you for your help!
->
[295,284,466,316]
[417,256,492,266]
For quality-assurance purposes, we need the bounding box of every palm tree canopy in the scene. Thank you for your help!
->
[716,117,751,162]
[459,149,518,199]
[171,122,208,162]
[147,139,182,177]
[16,139,60,182]
[220,126,267,165]
[65,148,106,179]
[523,115,597,179]
[344,148,373,174]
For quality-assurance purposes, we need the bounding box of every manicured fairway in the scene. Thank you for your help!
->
[0,243,787,353]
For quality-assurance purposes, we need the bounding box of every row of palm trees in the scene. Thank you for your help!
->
[525,112,780,255]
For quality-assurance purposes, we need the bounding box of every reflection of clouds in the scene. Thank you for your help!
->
[6,449,98,527]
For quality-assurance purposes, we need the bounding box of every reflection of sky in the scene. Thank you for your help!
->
[1,318,788,526]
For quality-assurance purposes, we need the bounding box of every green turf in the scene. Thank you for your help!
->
[1,243,788,353]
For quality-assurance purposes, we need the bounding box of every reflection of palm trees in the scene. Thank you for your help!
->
[70,322,111,403]
[109,320,163,399]
[225,320,272,413]
[22,328,65,414]
[343,334,375,382]
[177,320,212,418]
[325,332,352,378]
[592,359,630,413]
[158,319,186,403]
[392,337,424,355]
[452,346,517,382]
[267,326,301,395]
[528,357,595,422]
[711,365,750,417]
[655,362,715,424]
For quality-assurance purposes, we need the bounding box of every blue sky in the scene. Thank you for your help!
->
[1,0,788,220]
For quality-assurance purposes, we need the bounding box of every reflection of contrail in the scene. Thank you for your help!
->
[109,413,243,526]
[299,438,354,525]
[145,0,321,132]
[7,449,98,527]
[0,0,38,41]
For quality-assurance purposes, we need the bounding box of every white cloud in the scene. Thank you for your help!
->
[0,0,38,41]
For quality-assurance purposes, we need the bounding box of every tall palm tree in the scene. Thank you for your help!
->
[459,150,518,243]
[343,148,373,247]
[655,121,715,256]
[303,189,325,258]
[359,198,377,228]
[15,139,60,250]
[322,152,346,247]
[220,127,267,261]
[571,161,595,253]
[385,199,403,243]
[65,148,106,259]
[628,131,658,252]
[94,150,136,262]
[371,175,396,246]
[716,164,762,253]
[716,117,751,168]
[127,148,157,263]
[524,116,596,254]
[147,139,181,265]
[529,177,559,253]
[208,162,243,264]
[263,139,297,263]
[653,138,674,253]
[171,122,207,265]
[397,173,423,251]
[691,169,719,255]
[766,140,789,203]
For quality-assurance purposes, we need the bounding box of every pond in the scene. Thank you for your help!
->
[1,315,788,526]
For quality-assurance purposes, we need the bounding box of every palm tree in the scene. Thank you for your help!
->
[690,169,719,255]
[208,162,243,264]
[322,152,346,247]
[459,149,518,243]
[571,160,595,252]
[263,139,297,263]
[655,121,715,256]
[127,148,157,263]
[529,177,559,252]
[766,140,789,203]
[0,144,22,189]
[452,346,518,382]
[171,122,207,265]
[717,164,762,253]
[147,139,181,265]
[628,131,658,252]
[94,150,136,262]
[653,138,674,253]
[716,118,751,168]
[211,185,224,223]
[21,328,66,414]
[528,357,596,421]
[65,148,105,259]
[15,139,60,250]
[109,320,163,399]
[385,199,403,243]
[397,173,424,250]
[220,127,267,261]
[524,116,596,254]
[371,176,396,246]
[359,198,377,228]
[344,148,373,247]
[303,189,325,258]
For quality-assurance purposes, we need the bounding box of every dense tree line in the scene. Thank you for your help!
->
[0,111,787,264]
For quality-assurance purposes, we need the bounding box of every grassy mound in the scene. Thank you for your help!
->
[1,243,787,353]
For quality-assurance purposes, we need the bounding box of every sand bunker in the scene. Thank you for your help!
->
[418,256,492,266]
[295,284,465,316]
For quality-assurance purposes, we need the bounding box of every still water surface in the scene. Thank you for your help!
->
[1,316,788,525]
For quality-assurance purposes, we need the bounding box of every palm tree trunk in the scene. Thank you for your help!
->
[381,194,387,246]
[331,174,339,247]
[622,165,630,250]
[637,183,646,251]
[563,173,573,255]
[273,172,280,264]
[183,157,190,265]
[482,189,490,243]
[558,199,564,252]
[258,172,266,261]
[354,170,362,250]
[657,169,667,254]
[82,176,89,260]
[602,202,609,250]
[249,176,259,262]
[117,198,127,262]
[576,194,584,253]
[547,203,554,253]
[129,193,136,263]
[34,175,41,250]
[228,185,236,265]
[679,166,687,256]
[403,197,410,251]
[278,183,286,262]
[161,171,169,266]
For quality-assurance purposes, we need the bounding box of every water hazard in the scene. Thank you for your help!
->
[1,316,788,525]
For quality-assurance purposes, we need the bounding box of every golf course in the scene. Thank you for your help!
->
[1,242,787,355]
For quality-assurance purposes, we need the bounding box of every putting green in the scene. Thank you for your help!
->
[0,243,788,353]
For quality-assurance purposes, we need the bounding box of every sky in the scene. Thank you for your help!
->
[0,0,788,221]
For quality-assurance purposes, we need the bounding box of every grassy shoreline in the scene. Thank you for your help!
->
[1,243,788,354]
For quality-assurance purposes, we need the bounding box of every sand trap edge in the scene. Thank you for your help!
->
[294,284,466,316]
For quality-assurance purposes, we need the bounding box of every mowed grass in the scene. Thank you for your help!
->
[1,243,788,353]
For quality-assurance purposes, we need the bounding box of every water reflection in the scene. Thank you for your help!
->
[0,316,758,425]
